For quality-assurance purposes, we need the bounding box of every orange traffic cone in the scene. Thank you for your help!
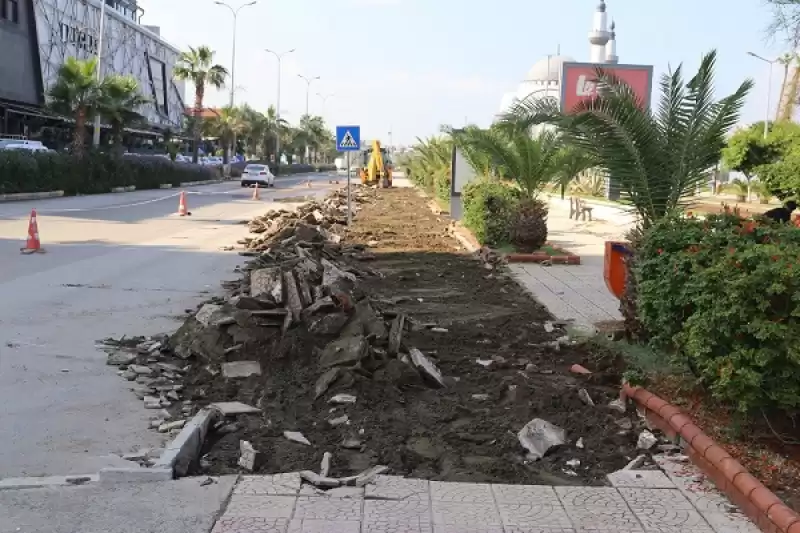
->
[306,180,312,188]
[252,183,260,200]
[20,209,45,254]
[177,191,191,216]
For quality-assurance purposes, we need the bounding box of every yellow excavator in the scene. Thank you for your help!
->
[359,140,393,188]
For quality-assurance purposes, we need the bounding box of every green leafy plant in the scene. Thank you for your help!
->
[635,213,800,413]
[47,57,105,156]
[461,179,520,246]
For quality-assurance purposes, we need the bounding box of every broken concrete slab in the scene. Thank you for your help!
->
[221,361,262,379]
[299,470,339,488]
[129,365,153,375]
[284,431,312,446]
[107,352,136,366]
[210,402,262,416]
[518,418,566,460]
[328,394,356,405]
[250,267,283,302]
[315,367,342,399]
[319,335,368,369]
[320,452,332,477]
[409,347,445,388]
[237,440,261,471]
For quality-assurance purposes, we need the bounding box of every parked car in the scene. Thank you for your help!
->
[2,142,53,153]
[240,164,275,187]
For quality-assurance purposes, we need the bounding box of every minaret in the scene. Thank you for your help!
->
[589,0,610,64]
[606,20,619,64]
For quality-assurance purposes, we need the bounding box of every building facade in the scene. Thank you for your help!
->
[0,0,186,136]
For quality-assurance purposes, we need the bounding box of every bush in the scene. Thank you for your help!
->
[0,151,217,196]
[434,169,451,208]
[635,212,800,412]
[461,180,519,245]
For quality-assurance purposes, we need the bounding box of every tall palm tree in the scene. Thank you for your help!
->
[174,46,228,163]
[299,114,327,163]
[99,74,149,154]
[501,50,752,229]
[48,57,104,156]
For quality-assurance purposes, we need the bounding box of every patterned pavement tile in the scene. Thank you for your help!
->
[292,497,362,521]
[211,517,290,533]
[492,484,560,505]
[700,511,762,533]
[607,470,676,489]
[362,521,433,533]
[363,500,433,533]
[235,474,302,496]
[498,502,574,528]
[429,481,494,503]
[365,475,430,501]
[503,529,575,533]
[432,525,505,533]
[630,507,714,533]
[617,488,695,510]
[431,501,502,526]
[224,495,297,518]
[555,487,643,532]
[555,487,627,508]
[286,519,361,533]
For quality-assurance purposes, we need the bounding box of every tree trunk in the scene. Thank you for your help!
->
[73,107,87,156]
[192,84,204,164]
[111,122,124,156]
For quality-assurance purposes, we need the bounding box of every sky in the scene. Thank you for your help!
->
[138,0,787,145]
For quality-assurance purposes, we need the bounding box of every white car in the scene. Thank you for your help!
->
[241,164,275,187]
[2,143,52,153]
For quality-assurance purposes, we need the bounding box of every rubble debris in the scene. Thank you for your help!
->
[341,438,363,450]
[518,419,566,461]
[210,402,262,416]
[570,364,592,375]
[566,459,581,468]
[319,335,368,369]
[387,314,405,356]
[624,455,648,470]
[544,322,555,333]
[158,420,186,433]
[637,431,658,450]
[300,470,340,488]
[221,361,262,379]
[129,365,153,375]
[409,348,446,388]
[284,431,312,446]
[353,465,390,487]
[608,398,627,413]
[320,452,332,477]
[328,415,350,427]
[107,353,136,366]
[578,388,595,406]
[238,440,262,471]
[576,438,585,449]
[328,394,357,405]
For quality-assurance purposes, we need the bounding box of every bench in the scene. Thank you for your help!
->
[569,197,594,221]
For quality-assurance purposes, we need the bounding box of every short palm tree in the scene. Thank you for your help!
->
[174,46,228,163]
[99,74,149,153]
[501,50,752,229]
[48,57,104,156]
[452,127,562,250]
[554,145,596,199]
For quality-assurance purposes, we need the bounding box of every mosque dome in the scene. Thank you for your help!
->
[524,55,576,83]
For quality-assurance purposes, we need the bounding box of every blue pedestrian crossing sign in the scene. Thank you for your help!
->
[336,126,361,152]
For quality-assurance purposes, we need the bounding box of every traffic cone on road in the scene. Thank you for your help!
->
[306,180,312,188]
[252,183,260,200]
[177,191,191,216]
[20,209,45,254]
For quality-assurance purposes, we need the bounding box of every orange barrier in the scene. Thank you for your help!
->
[252,183,260,200]
[604,241,631,300]
[177,191,189,216]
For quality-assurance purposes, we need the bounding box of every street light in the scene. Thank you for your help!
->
[298,74,321,116]
[747,51,778,139]
[316,92,334,118]
[91,0,107,147]
[265,48,295,167]
[215,0,257,107]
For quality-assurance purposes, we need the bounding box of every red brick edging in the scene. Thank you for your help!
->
[622,384,800,533]
[504,253,581,265]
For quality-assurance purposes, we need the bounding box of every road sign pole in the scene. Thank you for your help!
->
[346,151,352,226]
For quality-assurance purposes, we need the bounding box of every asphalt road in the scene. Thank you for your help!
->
[0,172,340,478]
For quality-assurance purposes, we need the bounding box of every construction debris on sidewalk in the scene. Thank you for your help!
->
[112,186,654,486]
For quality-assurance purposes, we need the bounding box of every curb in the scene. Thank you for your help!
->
[179,179,226,187]
[160,184,174,189]
[0,190,64,203]
[0,474,98,490]
[111,186,137,193]
[505,253,581,265]
[153,407,218,478]
[622,384,800,533]
[447,223,480,253]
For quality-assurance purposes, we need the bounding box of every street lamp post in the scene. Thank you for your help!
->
[215,0,257,108]
[747,51,778,140]
[316,92,334,118]
[91,0,107,147]
[266,48,295,169]
[298,74,320,117]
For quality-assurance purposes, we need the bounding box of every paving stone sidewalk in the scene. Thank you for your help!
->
[509,197,635,332]
[210,455,759,533]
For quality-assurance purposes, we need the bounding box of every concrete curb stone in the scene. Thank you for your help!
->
[0,190,64,203]
[622,384,800,533]
[153,407,218,478]
[98,467,172,485]
[0,474,99,490]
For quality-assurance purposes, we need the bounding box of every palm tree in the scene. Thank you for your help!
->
[554,145,596,199]
[204,106,246,164]
[48,57,104,156]
[174,46,228,163]
[299,114,327,163]
[452,128,562,250]
[501,50,752,229]
[99,74,149,154]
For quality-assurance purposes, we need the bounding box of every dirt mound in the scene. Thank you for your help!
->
[161,187,648,486]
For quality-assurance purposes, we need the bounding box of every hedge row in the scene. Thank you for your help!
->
[0,151,219,196]
[461,179,520,246]
[636,212,800,413]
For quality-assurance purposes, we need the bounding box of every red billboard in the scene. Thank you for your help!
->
[560,62,654,112]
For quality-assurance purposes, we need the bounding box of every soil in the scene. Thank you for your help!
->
[186,187,646,486]
[651,376,800,512]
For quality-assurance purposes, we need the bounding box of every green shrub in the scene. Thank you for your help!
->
[635,212,800,412]
[461,179,519,246]
[434,169,451,207]
[0,151,217,196]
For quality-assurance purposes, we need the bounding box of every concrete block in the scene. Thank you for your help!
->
[98,467,173,485]
[222,361,262,378]
[154,407,217,477]
[210,401,261,415]
[159,183,174,189]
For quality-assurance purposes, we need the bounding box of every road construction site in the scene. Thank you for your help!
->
[0,173,337,478]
